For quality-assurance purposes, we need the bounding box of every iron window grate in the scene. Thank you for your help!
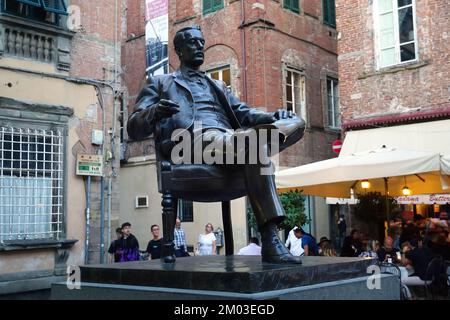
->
[0,126,64,242]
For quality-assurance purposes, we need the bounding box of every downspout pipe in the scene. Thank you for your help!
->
[240,0,248,102]
[99,177,105,263]
[84,176,91,265]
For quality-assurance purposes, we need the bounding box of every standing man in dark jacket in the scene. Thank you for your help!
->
[337,214,347,249]
[119,222,140,262]
[108,227,123,263]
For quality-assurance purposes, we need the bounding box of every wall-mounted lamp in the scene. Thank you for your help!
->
[361,179,371,189]
[402,177,411,195]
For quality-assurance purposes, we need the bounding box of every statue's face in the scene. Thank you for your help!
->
[178,29,205,68]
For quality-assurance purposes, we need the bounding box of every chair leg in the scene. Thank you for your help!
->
[222,201,234,255]
[161,192,177,263]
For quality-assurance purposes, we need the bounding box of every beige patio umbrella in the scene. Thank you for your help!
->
[441,154,450,175]
[275,147,450,198]
[275,147,450,222]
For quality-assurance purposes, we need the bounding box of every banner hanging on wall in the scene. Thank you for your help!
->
[145,0,169,76]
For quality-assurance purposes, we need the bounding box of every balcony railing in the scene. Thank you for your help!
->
[0,13,73,71]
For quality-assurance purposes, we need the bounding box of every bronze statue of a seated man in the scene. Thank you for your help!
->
[127,26,306,263]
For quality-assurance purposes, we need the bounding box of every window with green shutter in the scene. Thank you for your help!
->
[16,0,41,6]
[2,0,68,25]
[203,0,224,15]
[284,0,300,14]
[323,0,336,28]
[41,0,67,15]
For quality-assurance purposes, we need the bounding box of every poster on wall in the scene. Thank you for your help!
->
[145,0,169,76]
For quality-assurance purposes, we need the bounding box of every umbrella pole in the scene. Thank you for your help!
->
[384,177,390,238]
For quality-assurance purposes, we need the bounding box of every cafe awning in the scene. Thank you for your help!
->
[340,119,450,156]
[396,194,450,204]
[275,119,450,197]
[275,147,448,198]
[442,155,450,175]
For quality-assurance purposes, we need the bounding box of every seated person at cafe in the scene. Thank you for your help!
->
[400,241,414,269]
[294,228,319,256]
[400,220,421,248]
[318,236,331,255]
[426,230,450,260]
[319,240,338,257]
[359,240,380,259]
[340,229,363,257]
[400,243,436,285]
[377,236,400,263]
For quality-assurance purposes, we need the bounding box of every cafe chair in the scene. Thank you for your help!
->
[424,256,446,299]
[446,260,450,297]
[378,262,408,300]
[405,255,445,299]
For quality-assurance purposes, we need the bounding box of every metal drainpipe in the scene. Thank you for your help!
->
[84,176,91,265]
[94,84,107,264]
[100,176,105,263]
[240,0,248,102]
[106,0,120,258]
[107,176,112,260]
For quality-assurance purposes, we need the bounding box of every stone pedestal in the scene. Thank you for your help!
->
[51,256,400,300]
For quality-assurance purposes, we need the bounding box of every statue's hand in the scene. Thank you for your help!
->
[153,99,180,120]
[253,112,277,125]
[273,109,295,120]
[253,109,296,125]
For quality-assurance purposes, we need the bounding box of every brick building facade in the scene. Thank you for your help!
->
[0,0,125,295]
[334,0,450,237]
[336,0,450,129]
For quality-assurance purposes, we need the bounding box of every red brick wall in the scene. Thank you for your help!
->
[175,0,195,22]
[303,0,321,18]
[122,0,147,103]
[336,0,450,126]
[127,0,147,37]
[67,0,127,263]
[70,0,125,81]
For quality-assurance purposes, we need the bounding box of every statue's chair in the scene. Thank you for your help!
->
[154,119,305,263]
[155,126,248,263]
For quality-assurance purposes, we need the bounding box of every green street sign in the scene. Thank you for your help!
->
[76,154,103,176]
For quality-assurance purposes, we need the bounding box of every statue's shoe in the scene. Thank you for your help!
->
[161,243,176,263]
[260,223,302,264]
[262,253,302,264]
[163,254,176,263]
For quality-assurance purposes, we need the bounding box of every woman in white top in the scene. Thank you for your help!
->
[198,223,216,256]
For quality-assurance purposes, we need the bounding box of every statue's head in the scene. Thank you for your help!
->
[173,25,205,69]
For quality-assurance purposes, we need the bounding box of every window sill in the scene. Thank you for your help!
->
[358,60,430,80]
[304,12,319,20]
[283,8,301,16]
[323,22,336,29]
[0,239,78,252]
[173,15,197,26]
